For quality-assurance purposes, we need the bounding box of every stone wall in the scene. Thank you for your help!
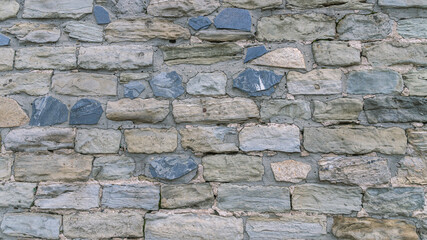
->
[0,0,426,239]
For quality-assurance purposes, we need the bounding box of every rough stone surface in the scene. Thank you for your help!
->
[106,98,169,123]
[1,213,61,239]
[214,8,251,31]
[120,72,150,83]
[408,128,427,153]
[0,71,52,96]
[0,48,14,71]
[260,99,311,121]
[6,23,60,43]
[75,129,122,154]
[252,47,306,69]
[396,156,427,185]
[15,47,76,70]
[63,21,104,42]
[364,42,427,66]
[149,156,198,180]
[180,126,238,153]
[0,0,19,20]
[124,81,145,99]
[403,70,427,96]
[69,99,103,125]
[92,155,135,180]
[224,0,282,9]
[244,45,268,63]
[379,0,427,8]
[102,184,160,210]
[0,154,12,180]
[147,0,220,17]
[313,98,363,122]
[347,70,403,95]
[189,16,211,30]
[0,182,36,208]
[233,68,282,96]
[398,18,427,38]
[271,160,311,183]
[30,96,68,126]
[150,71,185,98]
[313,41,361,66]
[52,73,117,96]
[186,72,227,95]
[287,69,342,95]
[161,184,214,209]
[196,30,253,42]
[287,0,373,10]
[337,13,393,40]
[0,97,29,127]
[125,128,178,153]
[23,0,93,18]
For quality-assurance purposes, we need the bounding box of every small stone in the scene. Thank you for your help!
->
[5,23,60,43]
[214,8,251,31]
[0,34,10,46]
[396,156,427,185]
[287,69,343,95]
[64,21,104,42]
[398,18,427,38]
[106,98,170,123]
[30,96,68,126]
[149,156,198,180]
[252,47,306,69]
[224,0,282,9]
[16,47,76,70]
[233,68,282,96]
[124,81,145,99]
[75,129,122,154]
[313,98,363,122]
[379,0,427,8]
[189,16,211,30]
[312,41,361,66]
[52,72,117,96]
[347,70,403,95]
[93,155,135,180]
[0,154,12,180]
[287,0,373,10]
[120,72,150,83]
[69,99,103,125]
[0,182,36,208]
[364,42,427,67]
[337,13,393,40]
[244,45,268,63]
[94,5,110,24]
[1,213,61,239]
[0,0,19,20]
[186,72,227,96]
[0,48,14,71]
[408,128,427,152]
[271,160,311,183]
[125,128,178,154]
[102,184,160,210]
[403,70,427,96]
[150,71,185,98]
[161,184,214,209]
[23,0,93,18]
[0,97,29,127]
[180,126,238,153]
[195,30,253,42]
[0,71,52,96]
[260,99,311,121]
[147,0,220,17]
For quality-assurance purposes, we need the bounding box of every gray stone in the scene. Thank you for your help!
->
[0,182,36,208]
[347,70,403,94]
[124,81,145,99]
[364,42,427,66]
[186,72,227,96]
[224,0,282,9]
[149,156,198,180]
[244,45,268,63]
[292,184,362,214]
[233,68,282,96]
[1,213,61,239]
[52,72,117,96]
[23,0,93,18]
[313,41,361,66]
[15,47,76,70]
[5,23,60,43]
[75,129,122,154]
[63,21,104,42]
[150,72,185,98]
[0,0,19,20]
[0,97,29,127]
[106,98,170,123]
[271,160,311,183]
[93,155,135,180]
[287,0,373,10]
[30,96,68,126]
[313,98,363,122]
[260,99,311,121]
[147,0,220,17]
[379,0,427,8]
[0,71,52,96]
[125,128,178,154]
[94,5,110,24]
[214,8,251,32]
[180,126,238,153]
[195,30,253,42]
[403,70,427,96]
[287,69,343,95]
[189,16,211,30]
[398,18,427,38]
[408,128,427,153]
[120,72,150,83]
[0,48,14,71]
[217,184,291,212]
[114,0,148,15]
[69,99,103,125]
[396,156,427,185]
[161,184,214,209]
[202,154,264,182]
[101,184,160,210]
[0,154,12,180]
[251,47,306,69]
[338,13,393,40]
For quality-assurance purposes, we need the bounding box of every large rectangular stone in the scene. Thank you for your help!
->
[347,70,403,95]
[408,128,427,152]
[92,155,135,180]
[397,156,427,185]
[403,70,427,96]
[0,182,36,208]
[379,0,427,8]
[147,0,220,16]
[161,184,214,209]
[287,0,373,9]
[313,41,361,66]
[260,99,311,121]
[75,129,122,154]
[1,213,61,239]
[313,98,363,122]
[179,126,238,153]
[287,69,343,95]
[63,21,103,42]
[0,154,12,180]
[364,42,427,66]
[125,128,178,153]
[398,18,427,38]
[15,47,76,70]
[0,48,14,71]
[23,0,93,18]
[106,98,170,123]
[0,71,52,96]
[52,73,117,96]
[101,184,160,210]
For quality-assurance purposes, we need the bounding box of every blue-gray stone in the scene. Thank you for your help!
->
[0,34,10,46]
[189,16,212,31]
[149,71,185,98]
[69,99,103,125]
[214,8,251,32]
[244,46,268,63]
[233,68,282,96]
[149,156,198,180]
[30,96,68,126]
[94,6,110,25]
[347,70,403,94]
[124,81,145,99]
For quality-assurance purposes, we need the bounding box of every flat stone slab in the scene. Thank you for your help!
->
[92,155,135,180]
[337,13,393,40]
[125,128,178,154]
[124,81,145,99]
[15,47,76,70]
[186,72,227,96]
[149,156,198,180]
[1,213,61,239]
[287,69,343,95]
[214,8,251,31]
[161,184,214,209]
[106,98,170,123]
[313,41,361,66]
[75,129,122,154]
[52,72,117,96]
[347,70,403,95]
[23,0,93,18]
[0,71,52,96]
[260,99,311,121]
[0,182,36,208]
[63,21,104,42]
[6,22,60,43]
[189,16,211,30]
[180,126,238,153]
[147,0,220,17]
[271,160,311,183]
[101,184,160,210]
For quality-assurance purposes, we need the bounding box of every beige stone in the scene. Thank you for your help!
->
[313,98,363,122]
[0,71,52,96]
[5,23,60,43]
[15,47,76,70]
[251,48,306,69]
[179,126,238,153]
[287,0,373,10]
[408,128,427,153]
[161,184,214,209]
[106,98,169,123]
[147,0,220,17]
[195,30,253,42]
[0,97,29,127]
[0,154,13,180]
[23,0,93,19]
[125,128,178,154]
[396,156,427,185]
[224,0,282,9]
[75,129,122,154]
[52,73,117,96]
[0,0,19,20]
[0,48,14,71]
[120,73,150,83]
[271,160,311,183]
[287,69,343,95]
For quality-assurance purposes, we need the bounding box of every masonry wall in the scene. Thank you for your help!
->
[0,0,426,239]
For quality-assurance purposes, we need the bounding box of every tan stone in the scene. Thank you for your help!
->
[0,71,52,96]
[75,129,122,154]
[52,73,117,96]
[287,69,343,95]
[5,23,60,43]
[0,154,13,180]
[147,0,220,17]
[0,97,29,127]
[15,47,76,70]
[120,73,150,83]
[0,0,19,20]
[224,0,282,9]
[195,30,253,42]
[408,128,427,153]
[179,126,238,153]
[271,160,311,183]
[251,48,306,69]
[106,98,169,123]
[125,128,178,154]
[0,48,14,71]
[396,156,427,185]
[313,98,363,122]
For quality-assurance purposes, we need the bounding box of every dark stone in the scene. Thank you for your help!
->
[94,6,110,25]
[69,99,103,125]
[149,156,198,180]
[124,81,145,99]
[244,45,268,63]
[189,16,212,31]
[214,8,251,32]
[233,68,282,96]
[0,34,10,46]
[30,96,68,126]
[149,71,185,98]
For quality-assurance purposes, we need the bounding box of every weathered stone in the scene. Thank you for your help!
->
[364,96,427,123]
[224,0,282,9]
[150,71,185,98]
[189,16,211,30]
[379,0,427,8]
[35,183,100,210]
[23,0,93,18]
[287,69,343,95]
[145,213,243,240]
[93,155,135,180]
[403,70,427,96]
[239,124,301,152]
[364,42,427,66]
[63,212,144,239]
[408,128,427,152]
[147,0,220,17]
[0,71,52,96]
[6,23,60,43]
[217,184,290,212]
[260,99,311,121]
[106,98,169,123]
[5,127,75,152]
[0,97,29,127]
[1,213,61,239]
[180,126,238,153]
[0,48,14,71]
[319,156,391,186]
[186,72,227,95]
[69,99,103,125]
[0,182,36,208]
[94,5,110,24]
[78,45,153,70]
[161,43,243,65]
[233,68,282,96]
[125,128,178,153]
[30,96,68,126]
[149,156,198,180]
[332,217,419,240]
[0,154,12,180]
[113,0,148,15]
[195,30,253,42]
[398,18,427,38]
[313,98,363,122]
[102,184,159,210]
[64,21,104,42]
[292,184,362,214]
[271,160,311,183]
[287,0,373,10]
[15,47,76,70]
[338,13,393,40]
[304,126,407,154]
[202,154,263,182]
[244,45,268,63]
[363,187,425,216]
[396,156,427,185]
[257,14,335,41]
[0,0,19,20]
[173,97,259,123]
[120,72,150,83]
[252,47,306,69]
[52,72,117,96]
[214,8,251,31]
[105,19,190,42]
[0,34,10,46]
[75,129,121,154]
[313,41,361,66]
[347,70,403,94]
[161,184,214,209]
[124,81,145,99]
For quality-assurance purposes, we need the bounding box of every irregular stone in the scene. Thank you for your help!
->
[214,8,251,31]
[69,99,103,125]
[78,45,153,70]
[319,156,391,186]
[398,18,427,38]
[379,0,427,8]
[63,212,144,239]
[125,128,178,153]
[338,13,393,40]
[408,128,427,152]
[23,0,93,18]
[52,72,117,96]
[161,43,243,65]
[113,0,148,15]
[403,70,427,96]
[94,5,110,24]
[188,16,211,30]
[120,72,150,83]
[172,97,259,123]
[364,42,427,66]
[6,23,60,43]
[271,160,311,183]
[0,0,19,20]
[0,34,10,46]
[124,81,145,99]
[252,47,306,69]
[313,98,363,122]
[202,154,263,182]
[287,69,343,95]
[30,96,68,126]
[304,126,407,154]
[257,14,335,41]
[145,213,243,240]
[217,184,290,212]
[224,0,282,9]
[186,72,227,95]
[0,97,29,127]
[147,0,220,17]
[106,98,169,123]
[233,68,282,96]
[161,184,214,209]
[0,182,36,208]
[332,217,419,240]
[75,129,122,154]
[313,41,361,66]
[0,154,12,180]
[15,47,76,70]
[5,127,75,152]
[63,21,104,42]
[1,213,61,239]
[0,71,52,95]
[0,48,14,71]
[260,99,311,121]
[384,7,427,20]
[195,30,253,42]
[93,155,135,180]
[105,19,190,42]
[287,0,373,10]
[244,45,268,63]
[180,126,238,153]
[347,70,403,95]
[35,183,100,210]
[396,156,427,185]
[364,96,427,123]
[102,184,159,210]
[150,72,185,98]
[14,152,93,182]
[149,156,198,180]
[292,184,362,214]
